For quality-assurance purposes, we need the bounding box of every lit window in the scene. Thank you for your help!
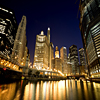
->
[10,12,13,14]
[0,25,5,33]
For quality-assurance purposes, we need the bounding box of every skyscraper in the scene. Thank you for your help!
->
[69,45,79,75]
[60,47,67,74]
[11,16,27,65]
[79,48,86,66]
[0,5,17,57]
[33,29,50,69]
[49,42,54,70]
[79,48,86,74]
[53,46,62,72]
[79,0,100,77]
[55,46,59,58]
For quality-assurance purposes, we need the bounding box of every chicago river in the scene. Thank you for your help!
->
[0,80,100,100]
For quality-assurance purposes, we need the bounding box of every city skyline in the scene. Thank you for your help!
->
[0,0,83,63]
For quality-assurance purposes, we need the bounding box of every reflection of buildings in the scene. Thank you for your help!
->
[69,45,79,75]
[0,5,17,57]
[11,16,27,65]
[60,47,67,74]
[79,0,100,77]
[33,28,51,69]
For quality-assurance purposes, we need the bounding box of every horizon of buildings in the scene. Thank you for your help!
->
[0,4,88,76]
[32,27,86,75]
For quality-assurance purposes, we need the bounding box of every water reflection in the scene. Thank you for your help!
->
[0,80,100,100]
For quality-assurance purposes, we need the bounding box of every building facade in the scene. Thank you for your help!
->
[11,16,27,65]
[79,48,86,66]
[69,45,79,75]
[51,46,62,72]
[79,0,100,77]
[60,47,67,74]
[0,5,17,57]
[49,42,54,70]
[33,28,50,69]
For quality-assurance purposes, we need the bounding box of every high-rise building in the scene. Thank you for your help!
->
[52,46,62,72]
[11,16,27,65]
[79,48,86,66]
[55,46,59,58]
[60,47,67,74]
[79,0,100,77]
[79,48,87,74]
[50,42,54,70]
[55,46,62,72]
[67,62,72,75]
[33,29,50,69]
[0,5,17,57]
[69,45,79,75]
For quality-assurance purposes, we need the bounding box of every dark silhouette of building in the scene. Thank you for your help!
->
[69,45,79,75]
[79,0,100,77]
[0,5,17,57]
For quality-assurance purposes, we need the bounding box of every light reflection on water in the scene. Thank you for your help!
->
[0,80,100,100]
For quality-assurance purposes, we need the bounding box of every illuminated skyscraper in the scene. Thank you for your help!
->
[50,42,54,69]
[11,16,27,65]
[55,46,59,58]
[60,47,67,74]
[79,0,100,77]
[52,46,62,72]
[0,5,17,57]
[79,48,86,66]
[69,45,79,75]
[33,28,50,69]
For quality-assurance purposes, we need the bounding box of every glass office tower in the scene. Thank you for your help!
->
[69,45,79,75]
[79,0,100,77]
[0,5,17,57]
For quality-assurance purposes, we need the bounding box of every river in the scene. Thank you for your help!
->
[0,79,100,100]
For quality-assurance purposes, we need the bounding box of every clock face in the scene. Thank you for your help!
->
[0,25,5,33]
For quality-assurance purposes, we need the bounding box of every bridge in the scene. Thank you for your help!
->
[67,74,86,79]
[0,53,65,80]
[0,53,86,81]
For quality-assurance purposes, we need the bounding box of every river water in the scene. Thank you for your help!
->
[0,79,100,100]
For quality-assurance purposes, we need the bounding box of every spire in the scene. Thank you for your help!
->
[55,46,59,58]
[40,31,44,35]
[47,27,50,43]
[19,15,26,31]
[56,46,58,51]
[11,15,27,64]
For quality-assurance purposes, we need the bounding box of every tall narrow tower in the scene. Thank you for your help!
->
[47,27,50,43]
[11,15,27,64]
[69,45,79,75]
[60,47,67,74]
[55,46,59,58]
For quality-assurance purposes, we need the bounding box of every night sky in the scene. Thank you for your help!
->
[1,0,83,63]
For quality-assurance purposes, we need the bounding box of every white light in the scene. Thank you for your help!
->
[10,12,13,14]
[48,27,50,30]
[41,31,44,35]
